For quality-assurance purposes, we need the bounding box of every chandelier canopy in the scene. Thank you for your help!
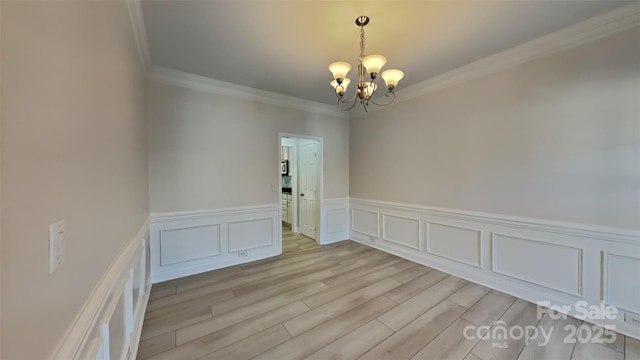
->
[329,16,404,112]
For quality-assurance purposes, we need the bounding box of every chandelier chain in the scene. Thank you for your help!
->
[359,25,366,60]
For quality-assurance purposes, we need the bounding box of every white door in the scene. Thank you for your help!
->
[299,141,319,240]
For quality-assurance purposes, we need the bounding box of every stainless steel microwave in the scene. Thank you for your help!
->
[281,160,289,175]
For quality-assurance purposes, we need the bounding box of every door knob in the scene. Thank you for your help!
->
[300,193,305,197]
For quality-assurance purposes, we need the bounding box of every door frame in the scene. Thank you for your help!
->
[278,133,323,245]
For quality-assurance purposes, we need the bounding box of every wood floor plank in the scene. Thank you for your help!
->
[174,269,271,294]
[378,276,468,331]
[591,325,625,354]
[232,263,338,297]
[411,318,482,360]
[137,331,176,360]
[177,281,327,345]
[328,250,393,274]
[571,341,623,360]
[626,336,640,360]
[461,290,516,326]
[302,266,402,309]
[304,320,394,360]
[385,269,450,303]
[147,301,310,360]
[148,286,177,301]
[361,300,466,360]
[210,270,334,315]
[469,298,543,360]
[321,256,404,287]
[252,296,397,360]
[499,298,540,327]
[390,263,433,283]
[391,259,419,271]
[516,313,581,360]
[145,287,235,313]
[197,324,291,360]
[448,282,492,308]
[283,278,402,337]
[141,305,212,341]
[266,246,373,277]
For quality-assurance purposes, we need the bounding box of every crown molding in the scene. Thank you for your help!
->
[126,0,152,71]
[128,0,638,119]
[354,2,640,117]
[146,66,349,119]
[126,0,346,118]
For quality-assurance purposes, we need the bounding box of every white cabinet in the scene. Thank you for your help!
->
[287,194,293,224]
[281,193,293,225]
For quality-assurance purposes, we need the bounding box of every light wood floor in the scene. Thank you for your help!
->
[138,225,640,360]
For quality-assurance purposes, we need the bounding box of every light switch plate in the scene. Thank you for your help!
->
[49,220,65,274]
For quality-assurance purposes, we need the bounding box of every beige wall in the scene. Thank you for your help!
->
[147,81,349,213]
[1,2,149,359]
[350,28,640,230]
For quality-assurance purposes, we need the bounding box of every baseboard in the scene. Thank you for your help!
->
[52,217,151,360]
[151,247,281,283]
[349,198,640,339]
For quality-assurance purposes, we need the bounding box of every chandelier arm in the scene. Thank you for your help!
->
[335,88,359,103]
[369,91,396,106]
[337,97,361,111]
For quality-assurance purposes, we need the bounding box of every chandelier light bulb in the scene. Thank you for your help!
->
[362,55,387,77]
[363,81,377,99]
[328,62,352,82]
[381,69,405,90]
[331,78,351,96]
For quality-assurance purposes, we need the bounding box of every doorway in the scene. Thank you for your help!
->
[279,134,322,248]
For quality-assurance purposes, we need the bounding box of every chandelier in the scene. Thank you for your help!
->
[329,16,404,112]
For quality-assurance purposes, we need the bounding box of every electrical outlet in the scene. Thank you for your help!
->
[625,312,640,327]
[238,251,248,257]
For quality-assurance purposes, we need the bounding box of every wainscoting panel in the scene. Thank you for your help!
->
[351,208,379,238]
[149,204,280,283]
[349,198,640,339]
[603,252,640,315]
[322,198,350,245]
[383,214,421,250]
[492,233,583,296]
[228,218,274,252]
[159,225,221,266]
[427,222,482,267]
[53,219,151,360]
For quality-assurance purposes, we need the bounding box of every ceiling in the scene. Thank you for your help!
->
[140,0,632,106]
